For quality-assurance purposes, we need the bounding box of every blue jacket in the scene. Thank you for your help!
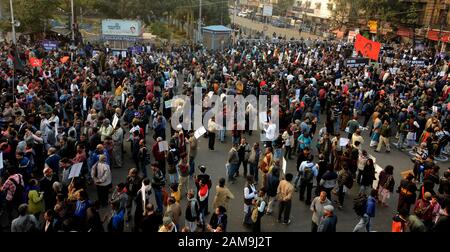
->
[366,196,376,217]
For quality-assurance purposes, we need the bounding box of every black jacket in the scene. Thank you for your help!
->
[209,213,227,231]
[141,213,163,232]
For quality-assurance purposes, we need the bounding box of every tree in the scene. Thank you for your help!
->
[0,0,58,33]
[274,0,295,16]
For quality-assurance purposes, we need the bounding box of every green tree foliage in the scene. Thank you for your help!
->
[274,0,295,16]
[1,0,58,33]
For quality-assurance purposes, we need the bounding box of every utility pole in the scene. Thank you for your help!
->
[71,0,75,44]
[198,0,202,43]
[9,0,16,44]
[233,0,237,26]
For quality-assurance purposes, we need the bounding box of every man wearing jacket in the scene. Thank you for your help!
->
[227,144,240,184]
[318,205,337,232]
[310,191,332,232]
[277,173,294,225]
[353,189,377,232]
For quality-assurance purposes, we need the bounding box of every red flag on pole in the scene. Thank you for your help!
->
[354,34,381,61]
[29,57,43,67]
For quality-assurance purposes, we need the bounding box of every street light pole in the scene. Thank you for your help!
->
[9,0,16,44]
[71,0,75,43]
[233,0,237,26]
[198,0,202,43]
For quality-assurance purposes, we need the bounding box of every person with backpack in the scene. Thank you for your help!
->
[353,189,377,232]
[195,165,212,215]
[413,192,434,230]
[251,190,267,232]
[336,164,353,209]
[243,175,257,226]
[11,203,39,232]
[185,189,200,232]
[298,156,318,205]
[360,158,376,194]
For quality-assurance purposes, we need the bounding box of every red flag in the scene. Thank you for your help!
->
[60,56,69,64]
[354,34,381,61]
[29,57,43,67]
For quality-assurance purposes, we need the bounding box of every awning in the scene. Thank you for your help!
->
[427,29,450,43]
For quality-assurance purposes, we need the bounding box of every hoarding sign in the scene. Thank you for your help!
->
[263,5,273,17]
[102,19,141,37]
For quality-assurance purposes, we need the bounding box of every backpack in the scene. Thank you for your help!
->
[301,164,315,183]
[353,194,368,217]
[10,176,24,204]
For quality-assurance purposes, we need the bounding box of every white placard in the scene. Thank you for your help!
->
[0,152,3,171]
[282,157,287,175]
[295,89,301,100]
[164,100,172,108]
[121,51,127,58]
[194,126,207,139]
[68,162,83,179]
[158,141,169,152]
[112,115,119,129]
[339,138,350,147]
[207,91,214,98]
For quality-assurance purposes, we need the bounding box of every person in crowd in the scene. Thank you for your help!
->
[277,173,294,225]
[310,191,332,232]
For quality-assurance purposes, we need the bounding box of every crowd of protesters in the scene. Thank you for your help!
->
[0,32,449,233]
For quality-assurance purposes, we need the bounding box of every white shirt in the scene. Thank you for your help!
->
[264,123,277,141]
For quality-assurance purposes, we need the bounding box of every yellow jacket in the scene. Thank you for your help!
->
[28,190,44,214]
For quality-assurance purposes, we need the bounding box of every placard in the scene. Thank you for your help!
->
[158,141,169,152]
[194,126,207,139]
[0,152,3,171]
[339,138,349,147]
[164,100,172,108]
[68,162,83,179]
[112,114,119,128]
[282,157,287,175]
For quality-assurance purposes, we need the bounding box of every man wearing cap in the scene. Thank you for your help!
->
[317,205,337,232]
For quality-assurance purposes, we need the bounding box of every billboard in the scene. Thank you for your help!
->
[102,19,141,37]
[263,5,273,17]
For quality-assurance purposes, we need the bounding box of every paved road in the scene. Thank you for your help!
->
[103,86,450,232]
[232,16,320,41]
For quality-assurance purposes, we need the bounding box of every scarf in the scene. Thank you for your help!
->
[140,182,152,214]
